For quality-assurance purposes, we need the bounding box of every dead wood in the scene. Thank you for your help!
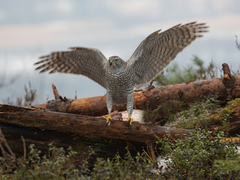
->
[33,74,240,116]
[206,105,240,136]
[0,104,189,143]
[52,83,60,100]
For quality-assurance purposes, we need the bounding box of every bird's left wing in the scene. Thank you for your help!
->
[126,22,208,88]
[34,47,108,88]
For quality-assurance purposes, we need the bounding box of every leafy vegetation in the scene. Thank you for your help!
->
[0,129,239,179]
[90,150,155,180]
[158,129,240,179]
[0,142,157,180]
[170,95,221,129]
[155,56,218,86]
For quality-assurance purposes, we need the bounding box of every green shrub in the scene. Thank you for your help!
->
[155,56,217,86]
[0,143,157,180]
[158,129,240,179]
[172,96,220,129]
[90,151,156,180]
[0,144,84,180]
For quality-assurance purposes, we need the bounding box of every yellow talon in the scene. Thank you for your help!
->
[125,113,132,127]
[125,112,137,127]
[102,111,113,124]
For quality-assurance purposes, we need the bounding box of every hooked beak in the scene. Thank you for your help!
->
[109,60,113,66]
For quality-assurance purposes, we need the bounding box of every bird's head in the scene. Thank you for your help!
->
[108,56,124,69]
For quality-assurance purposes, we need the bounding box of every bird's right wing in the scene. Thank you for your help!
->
[126,22,208,88]
[34,47,108,88]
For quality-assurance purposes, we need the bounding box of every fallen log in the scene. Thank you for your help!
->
[34,74,240,116]
[0,104,189,143]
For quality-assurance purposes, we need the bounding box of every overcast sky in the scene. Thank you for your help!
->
[0,0,240,105]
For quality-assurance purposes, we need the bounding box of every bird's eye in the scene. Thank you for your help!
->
[115,59,118,62]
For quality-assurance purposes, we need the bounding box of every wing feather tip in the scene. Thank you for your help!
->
[49,70,55,74]
[39,69,47,73]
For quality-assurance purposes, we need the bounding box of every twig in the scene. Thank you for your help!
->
[146,141,157,164]
[21,135,26,162]
[0,143,5,156]
[0,127,16,160]
[235,35,240,51]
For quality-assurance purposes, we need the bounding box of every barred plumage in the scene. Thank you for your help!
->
[34,22,209,127]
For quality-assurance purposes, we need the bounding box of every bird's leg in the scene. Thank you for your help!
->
[125,93,134,127]
[102,91,113,125]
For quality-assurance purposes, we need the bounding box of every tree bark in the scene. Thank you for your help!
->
[0,104,189,143]
[33,75,240,116]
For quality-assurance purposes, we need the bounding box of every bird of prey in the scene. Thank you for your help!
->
[34,22,208,127]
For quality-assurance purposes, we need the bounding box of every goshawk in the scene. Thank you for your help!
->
[34,22,208,126]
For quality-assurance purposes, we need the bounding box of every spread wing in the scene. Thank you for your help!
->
[34,47,108,88]
[126,22,209,88]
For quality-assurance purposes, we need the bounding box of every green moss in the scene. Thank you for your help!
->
[208,101,237,133]
[211,108,236,122]
[171,96,240,129]
[228,98,240,108]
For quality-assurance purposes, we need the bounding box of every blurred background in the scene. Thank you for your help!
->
[0,0,240,105]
